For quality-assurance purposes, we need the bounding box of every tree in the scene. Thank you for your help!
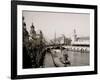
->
[23,17,29,47]
[22,16,32,68]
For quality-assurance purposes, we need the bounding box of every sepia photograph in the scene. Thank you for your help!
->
[22,11,90,69]
[11,1,97,79]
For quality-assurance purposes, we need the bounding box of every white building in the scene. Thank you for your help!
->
[71,29,90,47]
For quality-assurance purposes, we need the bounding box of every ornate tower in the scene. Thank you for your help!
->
[74,29,77,41]
[72,29,77,43]
[30,23,36,39]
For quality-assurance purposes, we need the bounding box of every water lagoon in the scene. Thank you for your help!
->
[43,49,89,67]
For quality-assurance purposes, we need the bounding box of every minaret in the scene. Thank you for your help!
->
[54,32,56,44]
[72,29,77,43]
[73,29,77,41]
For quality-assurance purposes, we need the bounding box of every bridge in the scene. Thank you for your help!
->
[46,44,90,53]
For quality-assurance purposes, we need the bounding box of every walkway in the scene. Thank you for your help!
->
[43,52,55,67]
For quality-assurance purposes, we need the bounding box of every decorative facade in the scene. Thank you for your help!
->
[71,29,90,46]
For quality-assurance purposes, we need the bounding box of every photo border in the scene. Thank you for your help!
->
[11,0,97,79]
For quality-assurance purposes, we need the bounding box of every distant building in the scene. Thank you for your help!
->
[52,33,71,45]
[71,29,90,47]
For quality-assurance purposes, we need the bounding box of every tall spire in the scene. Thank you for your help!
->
[31,23,35,29]
[54,31,56,44]
[73,29,77,41]
[74,29,76,35]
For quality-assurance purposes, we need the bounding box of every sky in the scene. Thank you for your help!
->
[23,11,90,41]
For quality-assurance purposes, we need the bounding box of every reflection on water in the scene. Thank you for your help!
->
[43,49,90,67]
[67,51,89,66]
